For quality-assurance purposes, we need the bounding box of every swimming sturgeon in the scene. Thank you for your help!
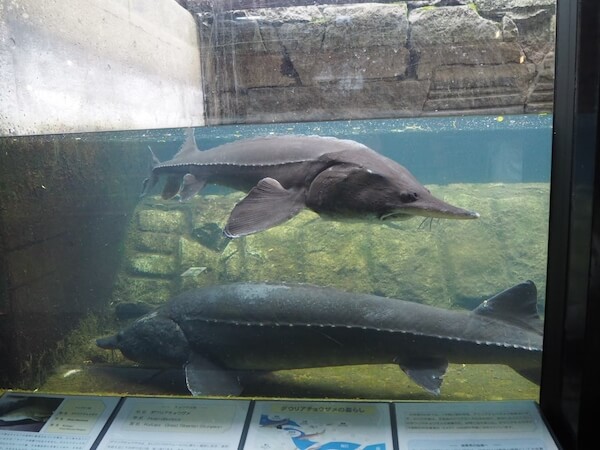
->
[96,281,543,396]
[142,130,479,237]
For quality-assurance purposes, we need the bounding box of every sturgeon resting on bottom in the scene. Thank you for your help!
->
[96,281,543,396]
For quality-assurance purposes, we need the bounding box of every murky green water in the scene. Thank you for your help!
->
[1,114,551,402]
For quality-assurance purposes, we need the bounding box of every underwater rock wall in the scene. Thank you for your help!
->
[114,183,549,311]
[189,0,555,124]
[0,0,202,388]
[0,135,149,387]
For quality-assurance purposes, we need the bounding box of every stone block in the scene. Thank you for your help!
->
[292,46,410,85]
[112,276,173,305]
[179,236,220,270]
[230,53,298,89]
[134,232,179,254]
[442,63,532,87]
[526,51,554,112]
[424,63,534,112]
[320,4,409,50]
[246,79,430,122]
[410,6,501,48]
[278,21,326,53]
[415,42,523,80]
[225,18,281,54]
[129,254,177,277]
[248,5,323,27]
[474,0,556,65]
[218,238,246,282]
[474,0,556,20]
[137,209,187,233]
[215,6,323,54]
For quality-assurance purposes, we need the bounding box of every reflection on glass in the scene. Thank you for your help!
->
[0,0,556,402]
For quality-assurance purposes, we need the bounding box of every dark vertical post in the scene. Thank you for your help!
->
[540,0,600,448]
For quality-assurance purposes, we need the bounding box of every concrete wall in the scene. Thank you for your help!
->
[0,0,204,135]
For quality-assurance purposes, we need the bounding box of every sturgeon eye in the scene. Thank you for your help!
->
[400,192,418,203]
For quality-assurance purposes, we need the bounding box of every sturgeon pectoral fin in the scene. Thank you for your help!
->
[184,353,243,396]
[398,357,448,395]
[162,174,183,200]
[141,173,159,197]
[140,146,161,197]
[223,177,306,238]
[179,174,206,201]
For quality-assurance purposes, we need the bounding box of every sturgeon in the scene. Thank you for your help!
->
[96,281,543,396]
[142,130,479,237]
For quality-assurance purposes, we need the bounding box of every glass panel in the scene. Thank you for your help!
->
[0,0,556,402]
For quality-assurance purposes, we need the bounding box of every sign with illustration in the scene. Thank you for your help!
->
[0,392,119,450]
[0,393,559,450]
[244,400,392,450]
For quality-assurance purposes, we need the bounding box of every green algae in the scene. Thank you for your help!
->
[36,182,547,401]
[114,183,549,310]
[39,361,538,401]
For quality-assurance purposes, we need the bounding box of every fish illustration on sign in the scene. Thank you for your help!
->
[142,130,479,237]
[97,281,542,396]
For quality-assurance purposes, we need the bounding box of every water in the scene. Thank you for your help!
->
[135,113,552,184]
[0,114,551,401]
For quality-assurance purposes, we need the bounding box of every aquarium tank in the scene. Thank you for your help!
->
[0,0,557,402]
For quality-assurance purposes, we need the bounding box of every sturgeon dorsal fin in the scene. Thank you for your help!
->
[161,174,183,200]
[473,280,543,334]
[171,128,201,162]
